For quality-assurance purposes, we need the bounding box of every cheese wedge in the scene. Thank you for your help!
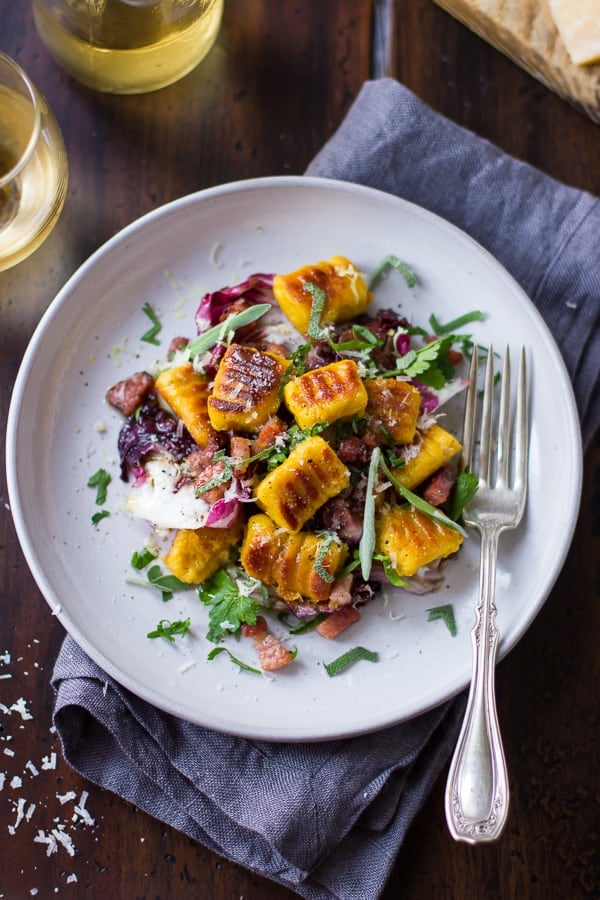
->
[549,0,600,66]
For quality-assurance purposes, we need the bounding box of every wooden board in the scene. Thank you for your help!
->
[433,0,600,123]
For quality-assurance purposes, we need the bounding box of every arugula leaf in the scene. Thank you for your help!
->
[426,604,457,637]
[87,468,111,505]
[368,255,417,290]
[304,282,328,339]
[197,569,263,643]
[379,456,467,537]
[428,310,484,335]
[324,646,379,677]
[449,468,479,521]
[91,510,110,526]
[359,447,381,580]
[141,302,162,345]
[131,547,158,570]
[207,646,262,674]
[186,303,271,358]
[147,617,191,642]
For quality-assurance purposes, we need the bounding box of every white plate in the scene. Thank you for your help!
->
[6,176,582,742]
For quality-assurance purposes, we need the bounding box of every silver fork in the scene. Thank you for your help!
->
[444,344,529,843]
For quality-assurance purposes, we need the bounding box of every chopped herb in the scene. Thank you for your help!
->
[381,337,452,381]
[324,646,379,677]
[449,468,479,521]
[186,303,271,358]
[304,282,328,339]
[426,604,457,637]
[147,617,191,642]
[197,568,264,643]
[141,302,162,345]
[329,325,383,352]
[91,510,110,526]
[379,455,467,537]
[127,564,190,601]
[87,468,111,505]
[207,646,262,674]
[359,447,381,580]
[313,531,343,583]
[289,341,312,375]
[131,547,158,570]
[373,553,410,588]
[368,254,417,291]
[428,310,484,335]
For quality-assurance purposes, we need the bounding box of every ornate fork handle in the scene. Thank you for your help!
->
[444,521,509,843]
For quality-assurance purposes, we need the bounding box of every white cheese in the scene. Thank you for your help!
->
[549,0,600,65]
[126,456,210,530]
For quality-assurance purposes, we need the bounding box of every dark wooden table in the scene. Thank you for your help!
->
[1,2,598,897]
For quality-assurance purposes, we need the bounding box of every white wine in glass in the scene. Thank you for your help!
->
[0,53,68,272]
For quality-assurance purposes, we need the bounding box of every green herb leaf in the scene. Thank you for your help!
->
[131,547,158,570]
[186,303,271,358]
[147,617,191,642]
[289,341,312,375]
[368,255,417,291]
[141,302,162,345]
[87,468,111,505]
[359,447,381,580]
[207,646,262,674]
[304,282,328,339]
[91,510,110,526]
[329,325,383,352]
[127,564,190,601]
[324,646,379,677]
[197,569,264,643]
[383,337,451,380]
[379,456,467,537]
[449,468,479,521]
[426,604,457,637]
[373,554,410,588]
[278,611,328,634]
[428,310,484,335]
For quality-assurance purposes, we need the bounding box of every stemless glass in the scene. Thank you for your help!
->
[0,52,68,272]
[32,0,225,95]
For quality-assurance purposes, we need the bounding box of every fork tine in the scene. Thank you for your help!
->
[514,345,528,499]
[461,346,478,472]
[478,344,495,485]
[496,346,511,487]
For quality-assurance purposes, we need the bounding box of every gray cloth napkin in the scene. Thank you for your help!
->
[52,79,599,900]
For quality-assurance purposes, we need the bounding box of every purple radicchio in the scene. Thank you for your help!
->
[204,477,252,528]
[195,273,275,333]
[117,393,198,481]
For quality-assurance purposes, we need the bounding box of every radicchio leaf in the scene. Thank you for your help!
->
[117,394,198,480]
[195,273,275,332]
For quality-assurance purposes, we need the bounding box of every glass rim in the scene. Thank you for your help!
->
[0,52,42,189]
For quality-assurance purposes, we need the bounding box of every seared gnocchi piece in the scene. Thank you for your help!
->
[154,364,214,447]
[375,505,463,577]
[393,424,462,489]
[283,359,368,429]
[207,343,290,432]
[240,514,348,603]
[364,378,421,445]
[272,255,371,335]
[163,520,244,584]
[255,435,350,532]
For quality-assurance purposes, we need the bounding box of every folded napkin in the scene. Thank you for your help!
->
[52,79,599,900]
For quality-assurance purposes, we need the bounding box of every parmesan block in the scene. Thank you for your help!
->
[548,0,600,66]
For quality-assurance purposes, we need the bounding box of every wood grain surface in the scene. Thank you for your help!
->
[433,0,600,123]
[1,2,598,898]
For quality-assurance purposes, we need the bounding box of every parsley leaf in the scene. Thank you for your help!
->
[91,510,110,526]
[324,646,379,676]
[131,547,158,570]
[141,302,162,345]
[426,604,457,637]
[87,468,111,505]
[147,617,191,642]
[127,564,190,601]
[197,569,264,643]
